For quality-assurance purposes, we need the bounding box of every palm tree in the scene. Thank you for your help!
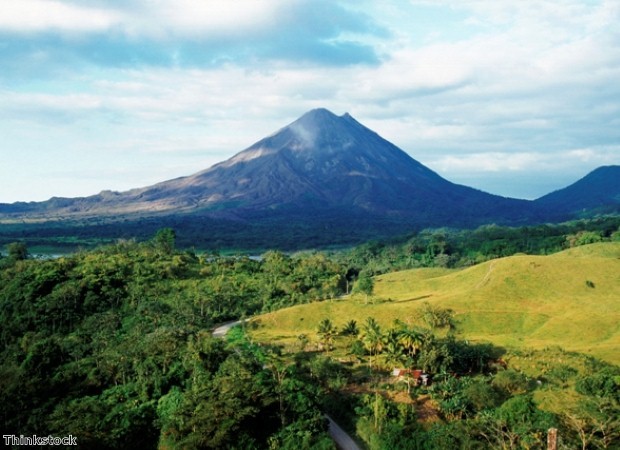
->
[317,318,337,352]
[382,328,406,368]
[397,326,424,359]
[360,317,383,369]
[340,319,359,337]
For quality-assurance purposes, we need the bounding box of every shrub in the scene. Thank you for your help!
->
[492,369,530,396]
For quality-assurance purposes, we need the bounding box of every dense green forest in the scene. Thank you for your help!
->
[1,220,619,449]
[0,233,345,449]
[2,213,619,255]
[339,216,620,275]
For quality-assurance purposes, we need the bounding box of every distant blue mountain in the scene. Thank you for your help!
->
[535,165,620,216]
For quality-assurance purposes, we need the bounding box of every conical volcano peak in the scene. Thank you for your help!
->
[291,108,344,133]
[292,108,365,130]
[298,107,339,120]
[294,108,358,123]
[280,108,373,153]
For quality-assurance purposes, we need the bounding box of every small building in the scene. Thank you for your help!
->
[392,368,430,386]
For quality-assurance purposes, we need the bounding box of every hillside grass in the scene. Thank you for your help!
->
[249,242,620,365]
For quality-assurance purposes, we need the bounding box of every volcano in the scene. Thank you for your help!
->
[0,108,535,224]
[1,108,616,248]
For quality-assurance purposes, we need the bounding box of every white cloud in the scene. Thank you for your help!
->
[0,0,618,203]
[432,152,544,173]
[0,0,290,36]
[0,0,123,33]
[138,0,288,38]
[0,0,328,42]
[429,146,619,175]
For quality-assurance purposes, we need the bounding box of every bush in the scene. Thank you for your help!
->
[462,378,502,412]
[492,369,530,396]
[576,371,620,400]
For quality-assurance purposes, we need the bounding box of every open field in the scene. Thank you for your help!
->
[249,242,620,364]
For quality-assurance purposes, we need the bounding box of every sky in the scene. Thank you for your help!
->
[1,0,619,203]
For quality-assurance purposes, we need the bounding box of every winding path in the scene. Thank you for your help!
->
[212,319,245,338]
[326,415,362,450]
[212,320,362,450]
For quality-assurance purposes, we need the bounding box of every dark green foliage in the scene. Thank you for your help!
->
[560,396,620,449]
[416,337,453,374]
[268,413,336,450]
[446,340,499,375]
[2,225,620,449]
[0,237,345,449]
[349,339,366,361]
[429,376,476,420]
[575,369,620,400]
[353,274,374,298]
[422,421,481,450]
[491,369,532,395]
[418,302,456,331]
[340,319,359,336]
[317,318,337,352]
[338,216,620,274]
[462,378,503,412]
[152,227,176,254]
[7,241,28,260]
[486,395,557,448]
[546,364,579,386]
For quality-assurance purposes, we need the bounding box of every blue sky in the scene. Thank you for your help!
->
[1,0,619,202]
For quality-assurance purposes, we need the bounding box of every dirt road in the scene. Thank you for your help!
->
[211,320,244,338]
[326,415,361,450]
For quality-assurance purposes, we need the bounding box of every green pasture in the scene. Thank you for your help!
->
[249,242,620,365]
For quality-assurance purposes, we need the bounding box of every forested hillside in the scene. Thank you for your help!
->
[0,233,346,449]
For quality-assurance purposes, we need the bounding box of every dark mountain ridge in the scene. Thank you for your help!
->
[535,165,620,216]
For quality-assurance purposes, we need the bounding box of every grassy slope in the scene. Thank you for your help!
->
[250,242,620,364]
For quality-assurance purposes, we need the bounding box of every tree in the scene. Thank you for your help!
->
[354,274,374,303]
[492,369,530,396]
[317,318,337,352]
[360,317,383,369]
[418,302,455,331]
[153,228,176,254]
[7,241,28,261]
[396,325,424,358]
[462,378,501,412]
[261,250,291,297]
[562,398,620,450]
[417,338,453,374]
[382,328,406,368]
[340,320,359,337]
[567,230,603,247]
[480,394,557,449]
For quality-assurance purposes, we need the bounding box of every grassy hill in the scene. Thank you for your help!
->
[249,242,620,364]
